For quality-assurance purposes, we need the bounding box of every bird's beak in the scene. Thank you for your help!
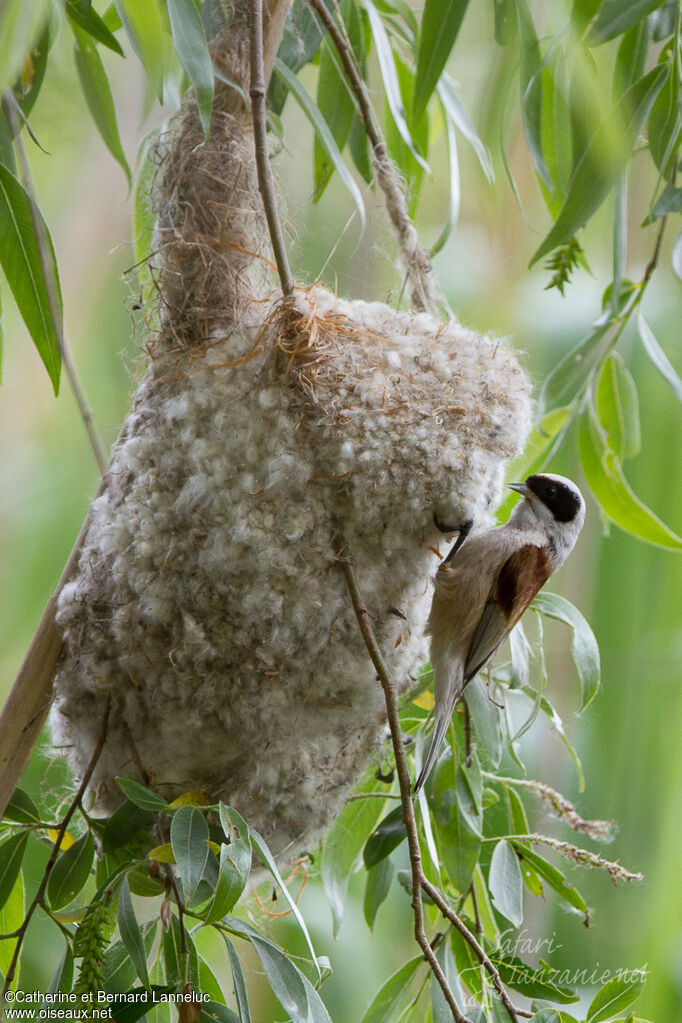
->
[508,481,529,496]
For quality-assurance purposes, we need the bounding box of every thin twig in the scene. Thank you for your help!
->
[419,876,519,1023]
[2,92,106,473]
[249,0,294,297]
[335,539,470,1023]
[307,0,437,315]
[1,702,110,1000]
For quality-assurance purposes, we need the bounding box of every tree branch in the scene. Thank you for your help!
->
[249,0,294,297]
[307,0,437,315]
[335,539,470,1023]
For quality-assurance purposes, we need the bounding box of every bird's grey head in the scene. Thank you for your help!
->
[508,473,585,563]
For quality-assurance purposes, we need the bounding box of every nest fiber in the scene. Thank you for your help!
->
[51,12,532,858]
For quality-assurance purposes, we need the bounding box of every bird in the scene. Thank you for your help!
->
[414,473,585,792]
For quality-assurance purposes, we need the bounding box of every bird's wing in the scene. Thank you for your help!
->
[463,543,551,683]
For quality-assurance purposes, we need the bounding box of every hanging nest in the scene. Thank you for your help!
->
[50,3,531,859]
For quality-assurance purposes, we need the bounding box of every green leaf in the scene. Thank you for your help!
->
[363,804,406,868]
[73,25,131,185]
[438,75,493,181]
[4,787,41,825]
[537,320,609,417]
[0,872,24,983]
[587,974,645,1022]
[167,0,214,138]
[117,875,150,987]
[413,0,470,124]
[314,0,363,198]
[359,955,423,1023]
[321,777,386,935]
[532,592,601,711]
[163,914,199,987]
[170,804,209,904]
[492,951,579,1003]
[431,762,481,893]
[46,831,94,911]
[115,777,169,812]
[113,0,174,105]
[637,311,682,404]
[588,0,666,46]
[489,839,523,927]
[248,824,322,978]
[204,842,248,923]
[14,22,53,120]
[464,677,502,769]
[647,182,682,221]
[66,0,124,56]
[511,841,589,922]
[348,115,373,183]
[530,65,668,266]
[578,395,682,549]
[250,933,331,1023]
[0,163,61,393]
[516,0,551,190]
[363,0,429,172]
[273,58,366,229]
[0,832,28,911]
[224,938,252,1023]
[384,52,429,217]
[108,988,174,1023]
[596,353,640,460]
[674,230,682,280]
[648,55,681,181]
[201,1004,240,1023]
[530,1012,562,1023]
[522,686,585,790]
[0,0,51,95]
[613,21,649,106]
[364,857,394,932]
[39,948,74,1016]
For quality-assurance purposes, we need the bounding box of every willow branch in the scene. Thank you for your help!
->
[2,92,106,473]
[249,0,294,297]
[335,540,470,1023]
[307,0,436,315]
[1,702,110,1000]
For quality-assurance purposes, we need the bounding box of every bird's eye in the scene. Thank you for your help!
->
[544,485,556,497]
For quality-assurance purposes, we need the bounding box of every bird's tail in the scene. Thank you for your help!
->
[413,660,462,794]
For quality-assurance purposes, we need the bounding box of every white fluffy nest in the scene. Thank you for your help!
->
[51,285,531,858]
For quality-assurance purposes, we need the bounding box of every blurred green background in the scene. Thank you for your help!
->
[1,4,681,1020]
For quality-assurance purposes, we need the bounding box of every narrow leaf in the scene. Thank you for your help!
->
[0,832,28,910]
[578,396,682,549]
[0,164,61,392]
[66,0,124,56]
[250,933,331,1023]
[114,0,174,104]
[516,0,551,189]
[511,841,589,921]
[73,25,131,185]
[438,76,493,181]
[0,0,51,95]
[115,777,169,812]
[363,804,406,867]
[249,825,321,977]
[531,65,668,266]
[359,955,423,1023]
[204,843,248,923]
[637,311,682,404]
[489,839,523,927]
[117,875,150,987]
[413,0,470,123]
[364,857,394,932]
[538,319,609,417]
[273,58,366,229]
[170,804,209,904]
[224,937,252,1023]
[167,0,214,137]
[532,592,601,711]
[0,873,24,984]
[363,0,429,171]
[46,831,94,911]
[4,788,41,825]
[586,974,645,1022]
[588,0,666,46]
[492,950,579,1003]
[596,352,641,460]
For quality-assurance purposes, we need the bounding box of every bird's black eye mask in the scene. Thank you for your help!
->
[526,474,581,523]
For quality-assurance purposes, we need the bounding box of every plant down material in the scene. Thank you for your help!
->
[51,4,531,859]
